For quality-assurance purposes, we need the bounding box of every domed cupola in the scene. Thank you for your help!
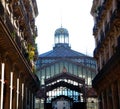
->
[54,26,69,45]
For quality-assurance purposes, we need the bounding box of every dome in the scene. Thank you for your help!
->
[54,26,69,46]
[55,27,69,36]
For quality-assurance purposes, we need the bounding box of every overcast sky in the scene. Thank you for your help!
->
[35,0,95,56]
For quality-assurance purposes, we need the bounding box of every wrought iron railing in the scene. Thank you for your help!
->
[5,14,15,34]
[2,10,33,68]
[94,7,119,56]
[93,0,116,36]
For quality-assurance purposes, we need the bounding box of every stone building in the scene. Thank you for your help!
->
[36,26,98,109]
[0,0,39,109]
[91,0,120,108]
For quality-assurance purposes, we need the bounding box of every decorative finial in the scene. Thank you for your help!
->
[60,9,63,28]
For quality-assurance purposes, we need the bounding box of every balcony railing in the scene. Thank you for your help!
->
[0,9,33,68]
[20,0,29,24]
[93,36,120,87]
[93,0,116,35]
[94,7,120,57]
[93,1,107,35]
[6,14,15,34]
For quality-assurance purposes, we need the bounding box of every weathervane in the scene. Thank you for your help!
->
[60,9,63,28]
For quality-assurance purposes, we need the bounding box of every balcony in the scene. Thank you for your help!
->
[94,7,120,57]
[93,0,112,35]
[12,2,23,19]
[93,36,120,87]
[0,9,33,69]
[5,14,15,34]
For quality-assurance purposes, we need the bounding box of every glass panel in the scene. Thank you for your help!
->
[55,36,59,43]
[68,63,72,74]
[41,69,45,85]
[82,68,86,79]
[78,67,82,78]
[46,67,50,79]
[51,65,54,77]
[55,63,59,74]
[85,69,88,85]
[60,61,64,73]
[65,36,68,43]
[88,71,92,85]
[73,65,78,76]
[64,62,68,72]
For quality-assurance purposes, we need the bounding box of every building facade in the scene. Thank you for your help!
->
[36,27,98,109]
[0,0,39,109]
[91,0,120,109]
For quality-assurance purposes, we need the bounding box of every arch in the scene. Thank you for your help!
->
[45,72,85,85]
[37,72,86,99]
[46,81,82,93]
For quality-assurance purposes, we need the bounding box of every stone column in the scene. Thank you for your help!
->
[4,62,10,109]
[10,72,13,109]
[16,78,19,109]
[18,79,22,109]
[22,83,24,109]
[13,75,17,109]
[0,63,5,109]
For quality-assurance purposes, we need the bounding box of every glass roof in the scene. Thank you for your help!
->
[55,27,69,36]
[40,44,86,58]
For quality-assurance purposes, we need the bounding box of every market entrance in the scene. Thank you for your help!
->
[37,72,86,109]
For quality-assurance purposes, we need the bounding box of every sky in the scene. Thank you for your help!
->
[35,0,95,56]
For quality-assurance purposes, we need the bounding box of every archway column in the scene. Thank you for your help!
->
[0,62,5,109]
[16,78,20,109]
[22,83,24,109]
[10,72,13,109]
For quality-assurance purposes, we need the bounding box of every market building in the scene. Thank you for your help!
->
[36,26,98,109]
